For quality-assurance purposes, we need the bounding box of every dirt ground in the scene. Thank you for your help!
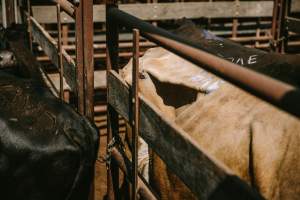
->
[94,133,108,200]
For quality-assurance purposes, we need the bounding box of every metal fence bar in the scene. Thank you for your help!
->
[5,0,15,27]
[106,2,120,200]
[286,16,300,34]
[75,3,84,114]
[51,0,75,18]
[110,147,157,200]
[131,29,140,200]
[56,3,64,100]
[27,0,33,51]
[82,0,94,121]
[107,7,300,119]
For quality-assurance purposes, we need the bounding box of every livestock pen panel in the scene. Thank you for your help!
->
[105,2,300,200]
[28,0,300,68]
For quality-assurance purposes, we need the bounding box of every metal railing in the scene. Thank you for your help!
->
[106,2,300,200]
[26,0,94,121]
[271,0,300,52]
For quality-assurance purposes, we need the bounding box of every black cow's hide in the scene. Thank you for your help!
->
[172,19,300,87]
[0,72,99,200]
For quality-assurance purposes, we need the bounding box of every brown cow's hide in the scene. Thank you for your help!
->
[121,47,300,200]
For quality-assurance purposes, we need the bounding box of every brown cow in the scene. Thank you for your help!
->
[121,46,300,200]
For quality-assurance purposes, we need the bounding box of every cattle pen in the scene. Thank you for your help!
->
[0,0,300,200]
[105,1,300,200]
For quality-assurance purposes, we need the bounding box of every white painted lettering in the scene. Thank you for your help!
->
[248,55,258,65]
[236,58,244,65]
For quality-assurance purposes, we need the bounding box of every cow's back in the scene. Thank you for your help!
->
[122,47,300,200]
[0,72,99,200]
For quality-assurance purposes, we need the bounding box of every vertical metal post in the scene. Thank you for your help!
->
[75,2,85,115]
[27,0,32,51]
[131,29,140,200]
[232,0,239,38]
[271,0,280,38]
[57,3,64,100]
[14,0,18,23]
[5,0,15,27]
[278,0,287,53]
[106,2,120,200]
[271,0,286,52]
[82,0,94,121]
[62,25,69,46]
[75,0,94,120]
[281,0,291,53]
[2,0,7,28]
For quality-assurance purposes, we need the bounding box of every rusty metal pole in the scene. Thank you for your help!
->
[5,0,15,27]
[75,2,85,115]
[56,3,64,100]
[110,147,158,200]
[51,0,75,17]
[232,0,239,38]
[80,1,95,199]
[278,0,287,53]
[131,29,140,200]
[27,0,33,51]
[106,1,120,200]
[271,0,279,37]
[281,0,292,53]
[82,0,94,121]
[271,0,285,52]
[107,7,300,118]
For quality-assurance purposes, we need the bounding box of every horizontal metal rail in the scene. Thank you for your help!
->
[286,16,300,34]
[111,147,158,200]
[30,1,300,24]
[50,0,75,18]
[107,7,300,119]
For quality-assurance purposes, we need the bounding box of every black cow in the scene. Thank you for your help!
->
[0,26,99,200]
[172,19,300,87]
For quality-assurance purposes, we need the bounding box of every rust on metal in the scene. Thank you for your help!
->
[56,3,64,100]
[271,0,289,53]
[75,2,84,114]
[5,0,15,27]
[106,2,121,200]
[144,32,295,104]
[82,0,94,121]
[27,0,33,51]
[131,28,140,200]
[111,147,157,200]
[74,0,94,120]
[107,7,300,118]
[51,0,75,18]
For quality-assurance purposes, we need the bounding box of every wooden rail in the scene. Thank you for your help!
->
[31,1,300,24]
